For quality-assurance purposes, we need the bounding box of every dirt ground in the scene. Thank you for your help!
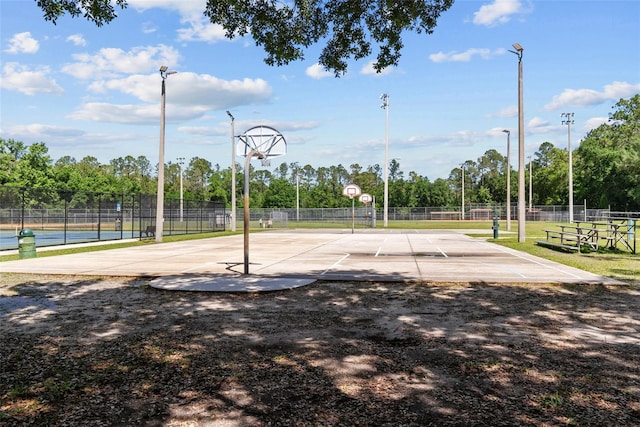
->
[1,274,639,426]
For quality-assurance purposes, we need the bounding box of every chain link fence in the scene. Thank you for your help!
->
[0,186,226,250]
[4,185,634,251]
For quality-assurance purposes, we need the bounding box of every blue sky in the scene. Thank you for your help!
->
[1,0,639,180]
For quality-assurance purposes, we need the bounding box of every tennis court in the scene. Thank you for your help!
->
[0,229,127,250]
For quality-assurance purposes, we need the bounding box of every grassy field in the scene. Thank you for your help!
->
[1,220,638,285]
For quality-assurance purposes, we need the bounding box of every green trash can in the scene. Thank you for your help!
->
[492,213,499,239]
[17,228,36,259]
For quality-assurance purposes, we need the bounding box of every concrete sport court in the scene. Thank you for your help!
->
[0,229,624,290]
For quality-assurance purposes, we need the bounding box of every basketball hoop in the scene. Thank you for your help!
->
[342,184,362,199]
[237,125,286,275]
[237,125,286,164]
[359,193,372,204]
[343,184,362,234]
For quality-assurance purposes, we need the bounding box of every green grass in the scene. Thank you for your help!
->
[2,221,638,286]
[488,221,639,286]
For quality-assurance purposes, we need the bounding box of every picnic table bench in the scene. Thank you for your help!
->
[537,218,636,254]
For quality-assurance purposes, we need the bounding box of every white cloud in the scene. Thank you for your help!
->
[178,126,219,137]
[61,45,181,79]
[407,131,479,148]
[142,22,157,34]
[127,0,205,15]
[360,60,395,76]
[305,63,333,80]
[544,81,640,110]
[176,17,227,43]
[6,124,85,139]
[429,48,506,63]
[241,120,320,132]
[4,32,39,54]
[66,34,87,47]
[0,63,63,95]
[486,105,518,118]
[583,116,608,133]
[473,0,526,27]
[70,72,273,124]
[67,102,186,124]
[126,0,226,43]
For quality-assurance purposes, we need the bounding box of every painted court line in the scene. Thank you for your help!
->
[481,241,584,280]
[321,253,350,276]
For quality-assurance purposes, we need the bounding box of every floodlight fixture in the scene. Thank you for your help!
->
[509,43,524,61]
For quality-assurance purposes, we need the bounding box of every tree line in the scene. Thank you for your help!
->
[1,96,638,210]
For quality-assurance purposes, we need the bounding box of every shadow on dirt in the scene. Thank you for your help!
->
[1,274,639,426]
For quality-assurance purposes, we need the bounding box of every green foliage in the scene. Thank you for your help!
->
[37,0,454,76]
[2,96,639,210]
[532,142,568,205]
[575,94,640,209]
[36,0,128,26]
[263,178,296,208]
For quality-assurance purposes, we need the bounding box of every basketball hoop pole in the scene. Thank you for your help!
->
[243,149,260,274]
[238,125,287,274]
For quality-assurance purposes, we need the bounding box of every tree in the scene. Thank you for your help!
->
[575,95,640,209]
[263,178,296,208]
[186,157,213,200]
[532,142,568,205]
[37,0,454,75]
[36,0,127,26]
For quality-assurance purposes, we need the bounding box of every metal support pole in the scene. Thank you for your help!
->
[460,164,465,220]
[562,112,575,223]
[503,130,511,231]
[227,111,236,232]
[380,93,389,227]
[509,43,525,242]
[296,171,300,222]
[351,196,355,234]
[156,76,166,242]
[528,155,532,210]
[178,157,184,222]
[243,149,260,274]
[156,66,176,242]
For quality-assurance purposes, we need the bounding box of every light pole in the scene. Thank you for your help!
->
[156,65,176,243]
[509,43,526,242]
[561,112,574,223]
[380,93,389,227]
[226,110,236,232]
[295,167,300,222]
[460,163,465,220]
[502,129,511,231]
[177,157,184,222]
[528,155,532,210]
